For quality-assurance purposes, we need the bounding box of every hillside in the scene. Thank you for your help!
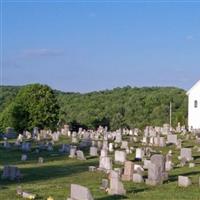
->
[0,85,187,131]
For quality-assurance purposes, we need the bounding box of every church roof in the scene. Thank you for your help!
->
[187,80,200,95]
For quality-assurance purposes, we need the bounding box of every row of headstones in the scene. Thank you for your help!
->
[88,154,197,198]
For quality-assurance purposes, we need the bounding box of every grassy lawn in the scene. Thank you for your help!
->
[0,136,200,200]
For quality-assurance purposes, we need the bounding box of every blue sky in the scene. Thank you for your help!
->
[1,1,200,92]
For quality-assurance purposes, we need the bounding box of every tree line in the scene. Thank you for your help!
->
[0,84,188,133]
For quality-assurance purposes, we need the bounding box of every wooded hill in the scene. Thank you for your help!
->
[0,85,187,131]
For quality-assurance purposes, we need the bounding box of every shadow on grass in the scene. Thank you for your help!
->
[193,155,200,160]
[169,170,200,182]
[1,159,98,186]
[133,188,148,193]
[96,195,127,200]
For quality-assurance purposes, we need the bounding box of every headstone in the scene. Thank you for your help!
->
[100,149,108,157]
[114,150,126,164]
[180,148,193,161]
[76,150,86,160]
[21,142,31,152]
[122,161,134,181]
[1,165,22,180]
[178,176,191,187]
[121,141,128,149]
[159,137,166,147]
[89,147,98,157]
[143,159,151,169]
[167,134,177,145]
[69,147,76,158]
[67,184,93,200]
[165,161,173,171]
[133,173,144,183]
[108,170,126,195]
[109,143,114,152]
[99,156,112,172]
[100,179,109,190]
[21,154,27,161]
[145,163,163,186]
[189,163,195,168]
[59,144,70,153]
[151,154,165,172]
[38,157,44,164]
[89,166,96,172]
[115,132,122,143]
[47,143,53,151]
[135,148,144,160]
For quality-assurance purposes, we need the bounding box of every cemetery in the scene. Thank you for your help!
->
[1,121,200,199]
[0,81,200,199]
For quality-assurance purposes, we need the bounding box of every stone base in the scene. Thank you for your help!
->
[121,174,132,181]
[108,188,126,195]
[145,179,163,186]
[97,167,111,174]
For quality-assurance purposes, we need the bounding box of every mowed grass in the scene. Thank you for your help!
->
[0,136,200,200]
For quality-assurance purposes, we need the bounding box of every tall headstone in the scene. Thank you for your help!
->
[108,170,126,195]
[122,161,134,181]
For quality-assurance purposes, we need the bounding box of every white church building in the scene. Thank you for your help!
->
[187,80,200,131]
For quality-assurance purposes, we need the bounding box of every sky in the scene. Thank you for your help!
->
[1,1,200,93]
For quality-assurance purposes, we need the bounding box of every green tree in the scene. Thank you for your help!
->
[0,84,59,132]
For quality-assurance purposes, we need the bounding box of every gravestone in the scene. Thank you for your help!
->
[89,147,98,157]
[100,149,108,157]
[67,184,93,200]
[165,161,173,171]
[102,140,108,150]
[151,154,168,180]
[114,150,126,164]
[1,165,22,180]
[76,150,86,160]
[109,143,114,152]
[178,176,191,187]
[189,163,195,168]
[133,173,144,183]
[134,164,144,175]
[108,170,126,195]
[47,143,53,151]
[69,147,76,158]
[121,141,128,149]
[89,166,96,172]
[135,148,144,160]
[122,161,134,181]
[21,142,31,152]
[146,163,163,186]
[180,148,193,161]
[3,141,11,149]
[97,141,102,150]
[143,159,151,169]
[100,179,109,190]
[167,134,177,145]
[115,132,122,143]
[99,156,112,172]
[21,154,27,161]
[38,157,44,164]
[59,144,70,153]
[159,137,166,147]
